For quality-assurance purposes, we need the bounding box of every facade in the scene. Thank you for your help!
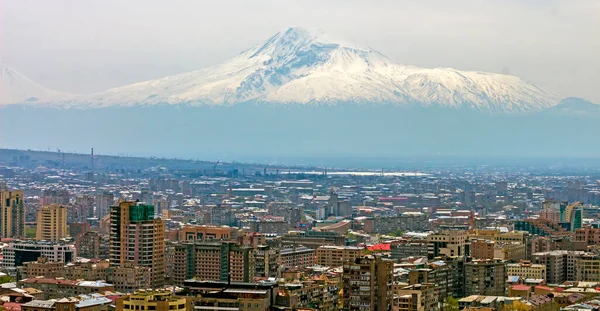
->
[171,241,255,285]
[0,189,25,239]
[396,283,438,311]
[178,225,232,241]
[281,230,346,248]
[254,245,280,278]
[116,290,187,311]
[390,242,429,261]
[36,205,68,241]
[2,240,76,276]
[342,256,394,311]
[506,260,546,280]
[464,259,507,296]
[316,245,363,267]
[427,230,470,259]
[108,261,152,293]
[575,254,600,282]
[531,250,588,284]
[280,246,315,269]
[21,296,113,311]
[109,201,165,288]
[95,192,114,219]
[20,257,66,279]
[75,231,101,258]
[186,280,281,311]
[363,213,428,234]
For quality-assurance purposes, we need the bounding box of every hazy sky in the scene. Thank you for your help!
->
[1,0,599,102]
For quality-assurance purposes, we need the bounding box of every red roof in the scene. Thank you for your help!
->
[535,286,552,291]
[3,302,22,311]
[511,285,531,291]
[368,244,391,252]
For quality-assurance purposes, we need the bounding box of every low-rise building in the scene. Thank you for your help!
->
[116,290,187,311]
[506,260,546,280]
[17,279,115,300]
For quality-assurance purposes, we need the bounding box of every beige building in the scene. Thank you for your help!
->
[316,245,363,267]
[427,230,469,258]
[116,290,187,311]
[506,260,546,280]
[0,189,25,238]
[575,255,600,282]
[36,205,68,241]
[396,283,438,311]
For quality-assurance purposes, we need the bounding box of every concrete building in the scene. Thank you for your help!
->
[185,280,281,311]
[464,259,507,296]
[396,283,438,311]
[109,261,152,293]
[281,230,346,248]
[2,240,76,277]
[178,225,232,241]
[575,254,600,282]
[21,296,113,311]
[0,189,25,238]
[390,242,429,261]
[363,213,428,234]
[171,241,255,285]
[116,290,187,311]
[109,201,165,288]
[95,192,114,219]
[316,245,363,267]
[427,230,470,259]
[506,260,546,280]
[75,231,101,259]
[342,256,394,311]
[280,246,315,269]
[36,205,68,241]
[532,250,588,284]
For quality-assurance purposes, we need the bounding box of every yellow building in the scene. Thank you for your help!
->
[36,205,67,241]
[0,189,25,238]
[116,290,187,311]
[576,256,600,282]
[507,260,546,280]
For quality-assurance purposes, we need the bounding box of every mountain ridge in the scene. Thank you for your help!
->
[1,27,567,113]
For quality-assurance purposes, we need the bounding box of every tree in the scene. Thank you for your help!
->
[0,275,14,284]
[443,296,459,311]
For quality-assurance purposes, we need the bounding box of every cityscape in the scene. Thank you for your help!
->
[0,148,599,311]
[1,1,600,311]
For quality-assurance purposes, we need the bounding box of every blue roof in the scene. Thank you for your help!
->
[508,276,521,283]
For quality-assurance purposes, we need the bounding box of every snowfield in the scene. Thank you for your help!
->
[2,28,559,112]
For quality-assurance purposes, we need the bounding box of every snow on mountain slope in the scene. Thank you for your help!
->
[33,27,557,112]
[0,63,70,105]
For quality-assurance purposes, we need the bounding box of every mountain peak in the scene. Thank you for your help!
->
[1,28,561,112]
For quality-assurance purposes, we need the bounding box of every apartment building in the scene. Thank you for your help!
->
[36,205,67,241]
[316,245,363,267]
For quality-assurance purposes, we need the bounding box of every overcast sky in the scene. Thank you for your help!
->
[1,0,599,102]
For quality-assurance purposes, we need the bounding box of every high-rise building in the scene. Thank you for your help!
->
[36,205,68,241]
[95,192,114,218]
[0,189,25,239]
[342,256,394,311]
[109,201,165,288]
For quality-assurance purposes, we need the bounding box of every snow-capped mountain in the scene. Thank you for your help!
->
[73,27,558,112]
[0,63,70,105]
